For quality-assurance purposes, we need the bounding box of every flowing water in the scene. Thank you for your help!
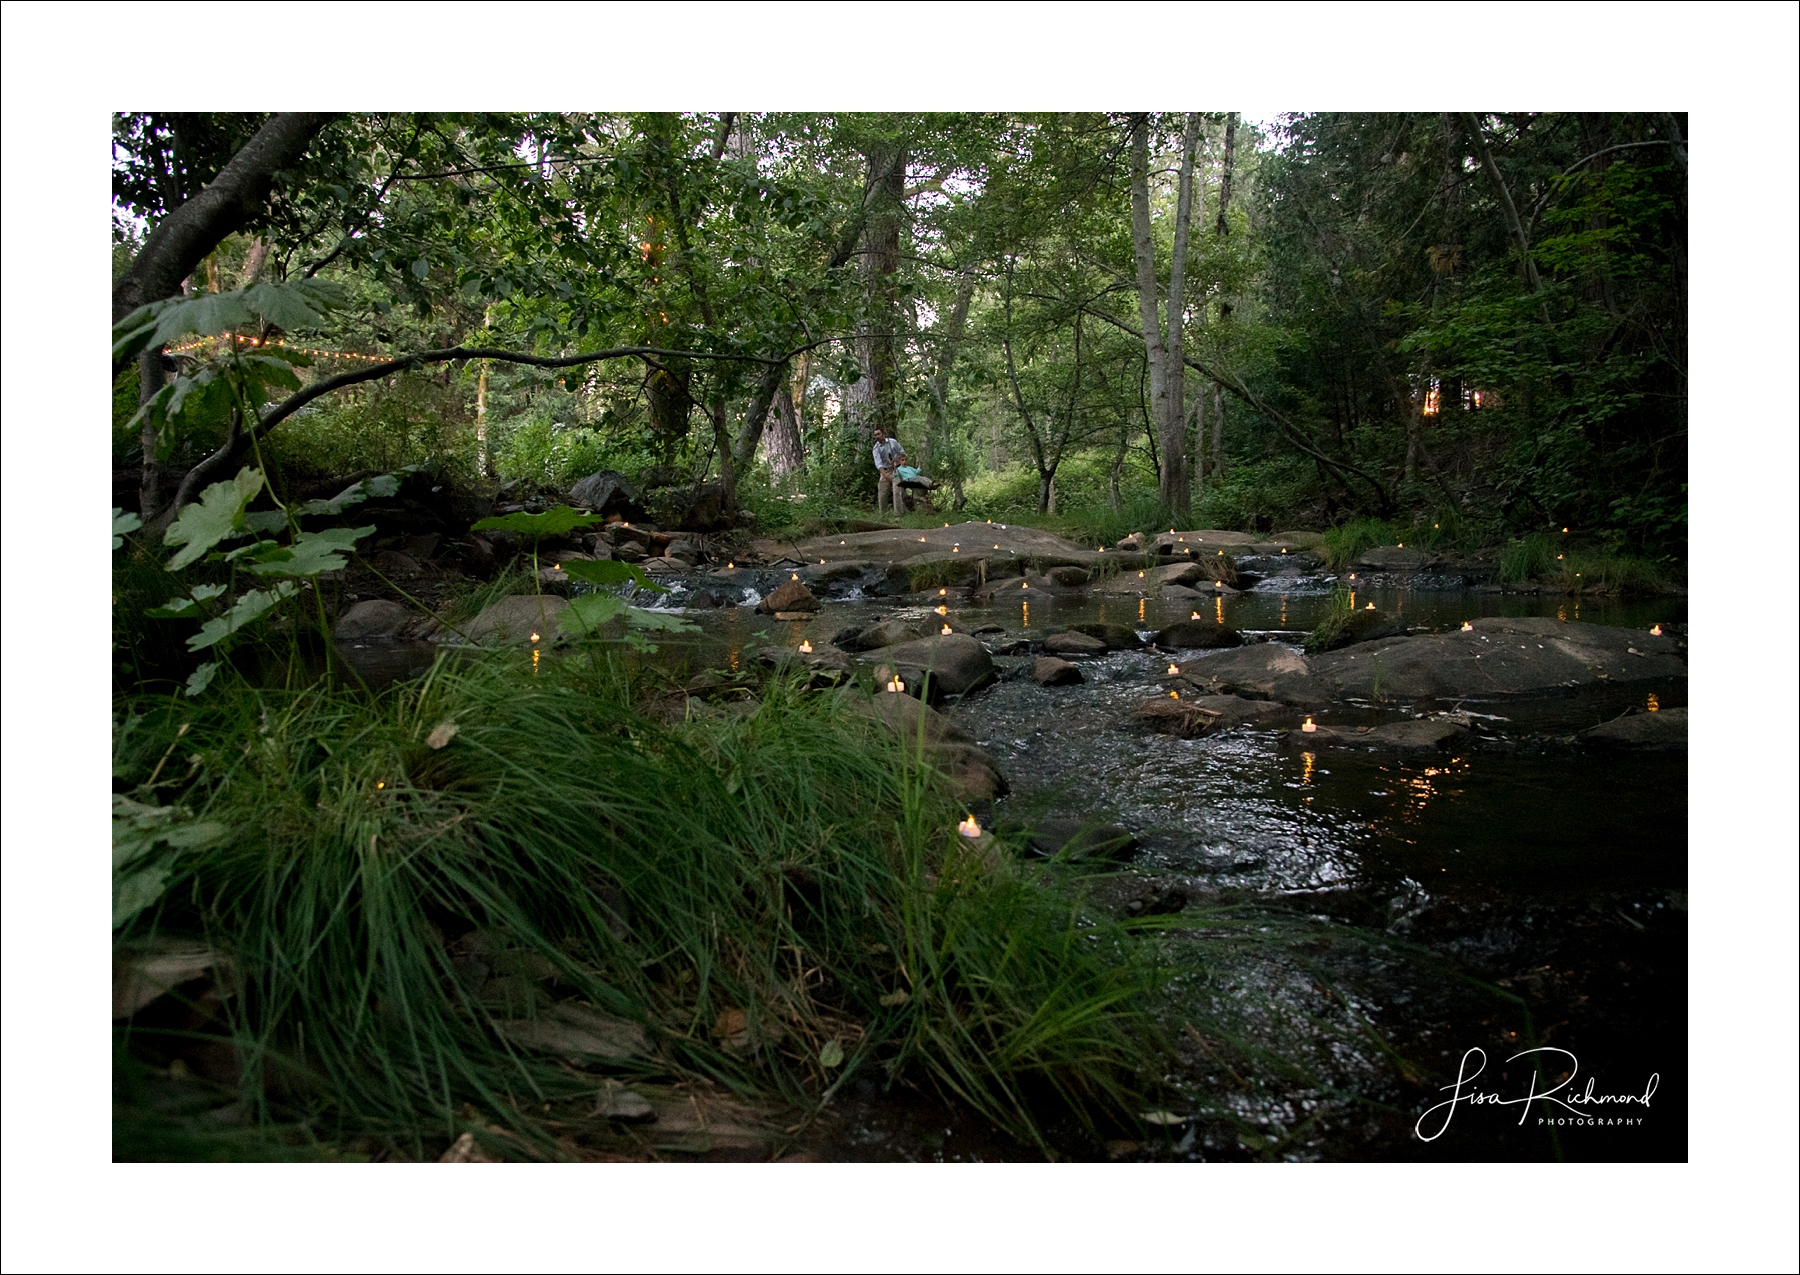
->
[341,572,1688,1161]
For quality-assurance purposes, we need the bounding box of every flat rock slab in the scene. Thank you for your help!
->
[779,521,1106,571]
[1288,719,1472,751]
[1582,707,1687,749]
[1308,616,1686,701]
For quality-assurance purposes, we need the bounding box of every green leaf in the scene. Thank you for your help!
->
[471,505,604,539]
[559,558,666,593]
[111,280,348,362]
[412,258,431,280]
[113,508,143,550]
[818,1039,845,1068]
[164,468,265,571]
[623,607,699,634]
[242,510,289,535]
[293,473,402,517]
[558,593,629,634]
[112,796,228,926]
[247,526,374,577]
[187,583,297,652]
[184,662,221,697]
[146,597,203,620]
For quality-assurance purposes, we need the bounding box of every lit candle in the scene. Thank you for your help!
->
[1167,663,1180,675]
[935,605,947,615]
[1461,621,1473,631]
[1169,690,1180,699]
[1649,624,1662,636]
[958,814,982,838]
[1138,571,1145,578]
[799,639,813,653]
[885,676,906,693]
[529,632,540,642]
[941,624,953,636]
[940,588,948,596]
[791,573,799,581]
[1301,717,1317,733]
[1191,612,1200,620]
[1366,602,1376,610]
[727,562,734,569]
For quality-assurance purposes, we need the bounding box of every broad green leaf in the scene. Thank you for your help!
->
[113,508,143,550]
[560,558,666,593]
[247,526,374,577]
[146,597,203,620]
[184,662,221,697]
[112,796,228,925]
[818,1040,845,1068]
[111,280,348,362]
[471,505,604,539]
[293,473,401,517]
[623,607,699,634]
[187,582,297,651]
[222,538,283,563]
[164,468,265,570]
[558,593,628,634]
[242,510,289,535]
[114,863,173,929]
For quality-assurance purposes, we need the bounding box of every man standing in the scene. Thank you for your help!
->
[871,428,906,517]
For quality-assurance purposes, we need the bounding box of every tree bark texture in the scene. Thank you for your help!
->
[1206,112,1238,483]
[848,141,906,449]
[1129,116,1178,514]
[1162,113,1202,518]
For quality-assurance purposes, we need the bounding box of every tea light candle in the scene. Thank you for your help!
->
[1301,717,1317,733]
[958,814,982,838]
[798,639,813,653]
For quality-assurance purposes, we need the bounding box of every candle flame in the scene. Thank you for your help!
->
[958,814,982,838]
[935,605,947,615]
[1650,624,1662,636]
[791,573,799,581]
[376,780,386,789]
[798,639,813,653]
[940,588,948,595]
[1461,621,1473,631]
[1167,663,1180,675]
[941,624,953,635]
[885,677,906,693]
[1191,611,1200,620]
[1366,602,1376,610]
[529,632,540,642]
[727,561,734,568]
[1301,717,1317,733]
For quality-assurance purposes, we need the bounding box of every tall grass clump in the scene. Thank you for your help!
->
[113,649,1166,1157]
[1319,518,1400,571]
[1499,531,1558,584]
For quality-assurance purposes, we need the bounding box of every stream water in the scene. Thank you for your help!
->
[341,573,1688,1161]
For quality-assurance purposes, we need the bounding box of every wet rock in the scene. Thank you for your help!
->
[841,689,1008,800]
[993,638,1034,656]
[1046,564,1091,587]
[1116,531,1145,551]
[1184,695,1301,731]
[1067,623,1144,650]
[335,599,418,642]
[1178,644,1325,704]
[867,634,999,701]
[1308,606,1407,652]
[1133,696,1223,737]
[1152,620,1243,650]
[1091,570,1160,594]
[1287,718,1470,750]
[1010,817,1138,862]
[1153,561,1206,587]
[1033,656,1084,687]
[756,579,820,615]
[367,549,421,575]
[1582,707,1687,749]
[839,618,925,651]
[1043,631,1108,657]
[611,541,648,564]
[594,1087,656,1123]
[1123,884,1188,917]
[687,590,721,609]
[802,560,871,586]
[972,623,1006,636]
[456,594,568,645]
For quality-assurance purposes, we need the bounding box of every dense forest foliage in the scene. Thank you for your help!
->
[114,110,1687,561]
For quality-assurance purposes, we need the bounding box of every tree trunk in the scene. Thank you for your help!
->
[1207,112,1238,484]
[476,360,490,478]
[767,386,805,476]
[923,266,977,471]
[849,140,906,449]
[1129,116,1176,512]
[1162,113,1202,521]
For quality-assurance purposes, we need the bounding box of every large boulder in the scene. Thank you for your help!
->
[568,470,641,520]
[1067,623,1145,650]
[454,594,569,645]
[839,618,926,651]
[1152,620,1243,650]
[756,579,820,615]
[841,690,1008,801]
[1045,564,1092,588]
[1178,644,1326,704]
[1287,718,1471,751]
[335,599,422,642]
[1582,707,1687,749]
[1307,606,1408,653]
[1043,631,1108,657]
[1033,656,1084,687]
[866,634,997,700]
[1307,617,1686,701]
[1137,693,1298,735]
